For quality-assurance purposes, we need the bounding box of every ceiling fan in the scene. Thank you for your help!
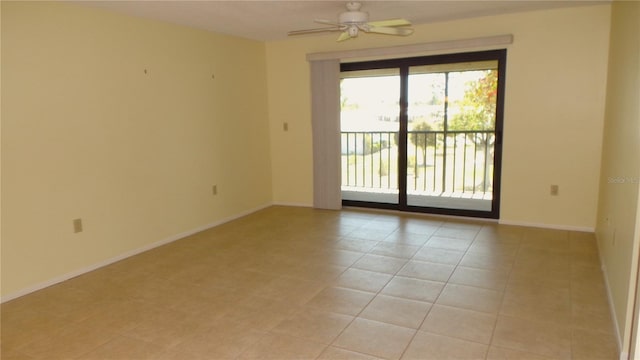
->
[288,2,414,42]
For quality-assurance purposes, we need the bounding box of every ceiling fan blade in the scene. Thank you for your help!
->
[337,31,352,42]
[367,18,412,27]
[367,26,414,36]
[288,27,343,36]
[315,19,343,27]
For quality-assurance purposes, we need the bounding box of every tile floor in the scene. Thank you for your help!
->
[1,206,619,359]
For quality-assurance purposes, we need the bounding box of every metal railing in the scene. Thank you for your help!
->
[341,130,495,195]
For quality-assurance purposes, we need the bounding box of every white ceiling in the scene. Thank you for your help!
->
[80,0,606,41]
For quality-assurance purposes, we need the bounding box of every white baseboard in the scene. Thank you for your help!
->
[271,201,313,208]
[599,255,625,358]
[1,203,272,303]
[498,219,595,233]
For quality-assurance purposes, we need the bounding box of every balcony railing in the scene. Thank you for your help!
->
[341,130,495,197]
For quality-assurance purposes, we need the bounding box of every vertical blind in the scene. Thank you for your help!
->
[310,59,342,210]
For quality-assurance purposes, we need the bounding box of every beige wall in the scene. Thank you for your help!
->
[1,2,272,298]
[266,5,611,230]
[596,1,640,354]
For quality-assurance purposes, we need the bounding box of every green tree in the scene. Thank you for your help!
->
[449,70,498,191]
[449,70,497,132]
[409,122,436,176]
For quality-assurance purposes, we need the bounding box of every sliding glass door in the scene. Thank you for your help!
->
[341,69,400,205]
[340,50,506,218]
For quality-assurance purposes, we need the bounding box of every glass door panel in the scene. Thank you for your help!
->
[407,61,498,212]
[340,69,400,204]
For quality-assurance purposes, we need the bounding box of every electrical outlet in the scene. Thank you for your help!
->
[73,218,83,233]
[212,185,218,195]
[550,185,559,196]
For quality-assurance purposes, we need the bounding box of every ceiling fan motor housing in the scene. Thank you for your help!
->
[339,10,368,24]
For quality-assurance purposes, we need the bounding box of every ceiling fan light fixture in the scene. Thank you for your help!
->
[348,26,359,37]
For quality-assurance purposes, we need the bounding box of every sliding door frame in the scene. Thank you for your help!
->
[341,49,507,219]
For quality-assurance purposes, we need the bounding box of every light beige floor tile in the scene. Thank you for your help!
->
[521,228,569,251]
[485,346,554,360]
[289,263,348,283]
[317,346,384,360]
[171,323,265,359]
[403,219,444,233]
[0,348,37,360]
[425,236,474,252]
[251,276,326,306]
[421,304,496,344]
[334,238,380,252]
[569,232,599,253]
[515,249,571,272]
[237,333,327,359]
[402,331,488,360]
[397,260,455,282]
[571,263,606,283]
[346,227,397,242]
[18,321,119,360]
[11,285,109,322]
[333,318,416,360]
[381,276,445,302]
[370,242,421,259]
[305,287,375,316]
[467,241,520,257]
[217,296,301,332]
[571,328,618,360]
[194,269,277,294]
[383,230,431,246]
[436,284,503,314]
[359,294,432,329]
[334,268,393,293]
[449,266,509,290]
[153,348,212,360]
[458,251,515,271]
[172,285,245,319]
[492,315,572,359]
[352,254,408,274]
[571,303,615,333]
[412,247,465,265]
[435,225,481,240]
[89,299,170,334]
[366,217,404,230]
[271,309,353,344]
[475,225,524,243]
[441,220,484,229]
[572,281,611,313]
[77,335,164,360]
[501,285,571,325]
[571,251,601,268]
[0,309,67,352]
[123,308,207,348]
[507,267,571,290]
[522,227,569,239]
[314,249,366,267]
